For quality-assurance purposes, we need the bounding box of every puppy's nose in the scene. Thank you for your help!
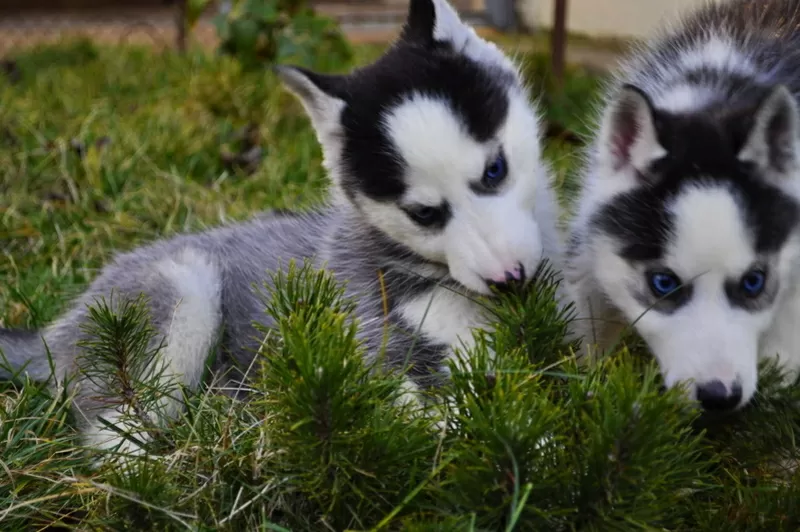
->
[486,263,526,293]
[696,380,743,411]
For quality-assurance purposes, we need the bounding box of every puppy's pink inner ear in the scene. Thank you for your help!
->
[610,104,641,171]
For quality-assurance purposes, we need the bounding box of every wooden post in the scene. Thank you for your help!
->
[176,0,188,53]
[551,0,568,88]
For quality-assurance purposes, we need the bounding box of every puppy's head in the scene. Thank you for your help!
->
[277,0,555,295]
[585,83,800,410]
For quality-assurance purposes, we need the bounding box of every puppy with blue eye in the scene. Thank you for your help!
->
[0,0,563,459]
[565,0,800,414]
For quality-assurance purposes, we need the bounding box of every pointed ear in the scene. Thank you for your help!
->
[401,0,518,76]
[737,85,800,176]
[401,0,439,46]
[274,65,347,138]
[600,84,667,175]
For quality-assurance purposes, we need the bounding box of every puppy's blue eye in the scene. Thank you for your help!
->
[482,153,507,186]
[740,269,766,297]
[648,271,681,297]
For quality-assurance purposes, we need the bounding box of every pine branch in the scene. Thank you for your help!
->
[75,292,177,452]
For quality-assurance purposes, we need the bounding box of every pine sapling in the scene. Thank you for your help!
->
[75,292,179,458]
[252,260,439,529]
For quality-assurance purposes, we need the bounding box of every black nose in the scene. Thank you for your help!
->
[696,380,742,411]
[486,264,526,293]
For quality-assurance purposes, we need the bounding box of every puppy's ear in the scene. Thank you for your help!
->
[274,65,347,139]
[737,85,800,177]
[400,0,519,78]
[401,0,440,47]
[600,84,667,177]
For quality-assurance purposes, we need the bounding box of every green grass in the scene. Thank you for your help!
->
[1,41,338,329]
[3,38,800,531]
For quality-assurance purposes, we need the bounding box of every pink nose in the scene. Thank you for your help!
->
[486,263,526,292]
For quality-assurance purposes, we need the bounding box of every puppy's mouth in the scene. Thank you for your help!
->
[424,259,538,297]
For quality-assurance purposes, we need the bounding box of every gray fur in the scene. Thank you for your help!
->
[0,205,457,438]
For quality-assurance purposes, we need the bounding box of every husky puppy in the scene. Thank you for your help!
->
[0,0,560,455]
[566,0,800,412]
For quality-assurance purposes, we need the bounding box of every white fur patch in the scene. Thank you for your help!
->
[395,285,494,433]
[399,284,489,372]
[385,95,487,202]
[678,34,754,77]
[655,83,716,113]
[84,410,148,455]
[394,377,423,409]
[430,0,519,77]
[153,247,223,417]
[666,184,754,276]
[399,285,488,347]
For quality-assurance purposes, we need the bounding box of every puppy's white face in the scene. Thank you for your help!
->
[276,0,553,295]
[594,185,800,408]
[355,91,547,295]
[582,84,800,410]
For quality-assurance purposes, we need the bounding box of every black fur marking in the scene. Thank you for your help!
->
[402,201,452,229]
[0,327,39,339]
[336,43,511,202]
[400,341,450,390]
[681,68,766,107]
[593,108,800,261]
[401,0,443,49]
[724,266,779,311]
[593,191,674,262]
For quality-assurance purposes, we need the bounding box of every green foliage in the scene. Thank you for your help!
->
[212,0,353,71]
[76,293,179,455]
[252,260,439,528]
[0,379,82,530]
[2,40,800,531]
[481,260,578,366]
[186,0,215,32]
[4,37,100,73]
[519,52,606,140]
[423,263,712,531]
